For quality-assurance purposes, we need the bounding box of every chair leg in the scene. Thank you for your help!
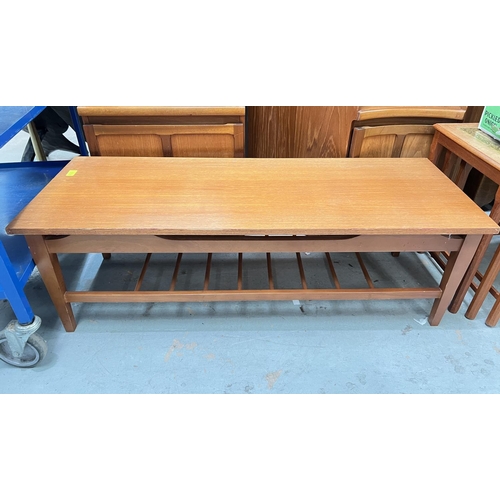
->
[486,300,500,327]
[466,242,500,320]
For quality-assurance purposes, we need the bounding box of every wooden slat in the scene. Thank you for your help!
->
[134,253,152,291]
[64,287,443,303]
[456,158,471,190]
[169,253,183,291]
[432,250,500,299]
[355,253,375,288]
[267,253,274,290]
[237,253,243,290]
[442,149,455,177]
[296,252,308,289]
[430,251,447,271]
[356,107,466,122]
[203,253,212,291]
[325,253,341,289]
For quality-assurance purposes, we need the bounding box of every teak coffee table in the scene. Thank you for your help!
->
[6,156,499,332]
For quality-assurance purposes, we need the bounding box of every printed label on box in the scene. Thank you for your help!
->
[479,106,500,142]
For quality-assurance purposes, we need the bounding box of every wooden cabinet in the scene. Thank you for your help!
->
[246,106,360,158]
[78,107,245,158]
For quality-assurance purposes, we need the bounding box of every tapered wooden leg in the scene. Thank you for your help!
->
[466,242,500,320]
[25,235,77,332]
[485,300,500,327]
[449,193,500,313]
[428,133,444,166]
[429,234,482,326]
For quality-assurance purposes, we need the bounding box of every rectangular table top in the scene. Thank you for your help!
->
[434,123,500,172]
[7,156,500,237]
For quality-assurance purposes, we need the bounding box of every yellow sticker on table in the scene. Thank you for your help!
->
[66,170,78,176]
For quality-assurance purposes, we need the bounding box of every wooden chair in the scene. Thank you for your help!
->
[348,124,437,159]
[349,124,438,259]
[354,106,467,126]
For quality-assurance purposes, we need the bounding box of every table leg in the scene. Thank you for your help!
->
[429,234,482,326]
[428,133,444,166]
[448,192,500,314]
[465,245,500,326]
[25,235,77,332]
[466,242,500,322]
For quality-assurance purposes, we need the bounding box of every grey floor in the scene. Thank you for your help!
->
[1,127,500,394]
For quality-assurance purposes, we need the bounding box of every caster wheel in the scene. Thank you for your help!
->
[0,332,48,368]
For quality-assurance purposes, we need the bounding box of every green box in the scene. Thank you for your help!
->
[479,106,500,142]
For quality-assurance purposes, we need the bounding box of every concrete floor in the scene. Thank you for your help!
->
[1,126,500,393]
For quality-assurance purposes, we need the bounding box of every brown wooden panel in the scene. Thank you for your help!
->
[79,108,246,157]
[292,107,360,157]
[96,134,164,156]
[85,124,243,158]
[349,125,436,158]
[246,106,360,158]
[171,134,235,157]
[400,134,434,157]
[45,234,464,254]
[359,135,396,157]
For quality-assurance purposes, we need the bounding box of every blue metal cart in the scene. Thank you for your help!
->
[0,106,88,367]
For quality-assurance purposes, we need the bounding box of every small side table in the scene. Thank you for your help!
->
[428,123,500,324]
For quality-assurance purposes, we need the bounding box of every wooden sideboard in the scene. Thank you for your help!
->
[78,106,245,158]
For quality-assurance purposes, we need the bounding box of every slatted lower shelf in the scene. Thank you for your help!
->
[63,251,443,304]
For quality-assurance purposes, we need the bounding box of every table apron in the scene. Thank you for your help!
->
[44,234,464,254]
[434,131,500,184]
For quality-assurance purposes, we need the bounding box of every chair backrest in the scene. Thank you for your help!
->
[354,106,467,125]
[348,124,436,158]
[77,107,245,158]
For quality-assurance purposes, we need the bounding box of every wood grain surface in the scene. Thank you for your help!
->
[356,106,466,122]
[78,106,245,117]
[86,124,244,157]
[7,156,499,236]
[246,106,360,158]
